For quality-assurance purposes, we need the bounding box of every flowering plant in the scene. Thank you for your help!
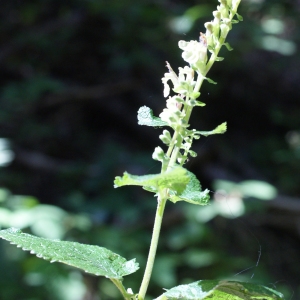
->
[0,1,285,299]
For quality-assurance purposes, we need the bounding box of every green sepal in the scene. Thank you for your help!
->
[197,122,227,137]
[137,106,168,127]
[189,91,200,99]
[195,100,206,107]
[0,228,139,280]
[168,171,210,205]
[223,42,233,51]
[215,57,224,61]
[114,166,189,195]
[231,19,240,24]
[205,77,217,84]
[154,280,285,300]
[236,13,243,21]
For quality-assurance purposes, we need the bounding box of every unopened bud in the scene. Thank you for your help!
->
[204,22,213,34]
[159,130,172,145]
[152,146,165,162]
[220,23,230,38]
[213,11,221,21]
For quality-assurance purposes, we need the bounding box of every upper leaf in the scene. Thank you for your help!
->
[137,106,168,127]
[168,171,210,205]
[154,280,285,300]
[197,122,227,137]
[0,228,139,279]
[114,166,189,195]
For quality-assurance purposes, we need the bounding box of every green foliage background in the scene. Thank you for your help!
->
[0,0,299,299]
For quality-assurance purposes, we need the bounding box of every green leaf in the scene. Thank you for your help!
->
[0,228,139,279]
[114,166,189,195]
[169,171,210,205]
[154,280,285,300]
[137,106,168,127]
[197,122,227,137]
[190,91,200,99]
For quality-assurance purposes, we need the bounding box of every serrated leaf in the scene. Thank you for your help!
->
[137,106,168,127]
[114,166,189,195]
[154,280,285,300]
[169,171,210,205]
[0,228,139,279]
[197,122,227,137]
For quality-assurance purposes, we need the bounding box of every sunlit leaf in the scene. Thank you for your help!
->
[155,280,285,300]
[169,171,210,205]
[114,166,189,195]
[0,228,139,279]
[137,106,168,127]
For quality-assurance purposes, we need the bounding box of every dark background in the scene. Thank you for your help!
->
[0,0,299,299]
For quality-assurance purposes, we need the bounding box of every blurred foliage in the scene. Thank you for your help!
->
[0,0,299,299]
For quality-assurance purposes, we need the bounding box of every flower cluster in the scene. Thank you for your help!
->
[153,0,242,167]
[204,0,243,54]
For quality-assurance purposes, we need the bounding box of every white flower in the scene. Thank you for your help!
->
[178,40,207,65]
[161,62,179,97]
[178,66,195,84]
[159,96,183,126]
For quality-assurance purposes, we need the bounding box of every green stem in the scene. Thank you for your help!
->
[138,192,167,300]
[110,278,133,300]
[137,7,242,298]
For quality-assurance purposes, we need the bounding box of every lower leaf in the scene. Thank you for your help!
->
[0,228,139,279]
[154,280,285,300]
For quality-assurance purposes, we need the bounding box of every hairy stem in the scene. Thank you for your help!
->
[110,278,133,300]
[138,192,167,300]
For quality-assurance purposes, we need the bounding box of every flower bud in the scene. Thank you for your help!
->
[220,23,230,38]
[188,150,197,158]
[204,22,213,35]
[217,3,229,19]
[213,11,221,22]
[152,146,165,162]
